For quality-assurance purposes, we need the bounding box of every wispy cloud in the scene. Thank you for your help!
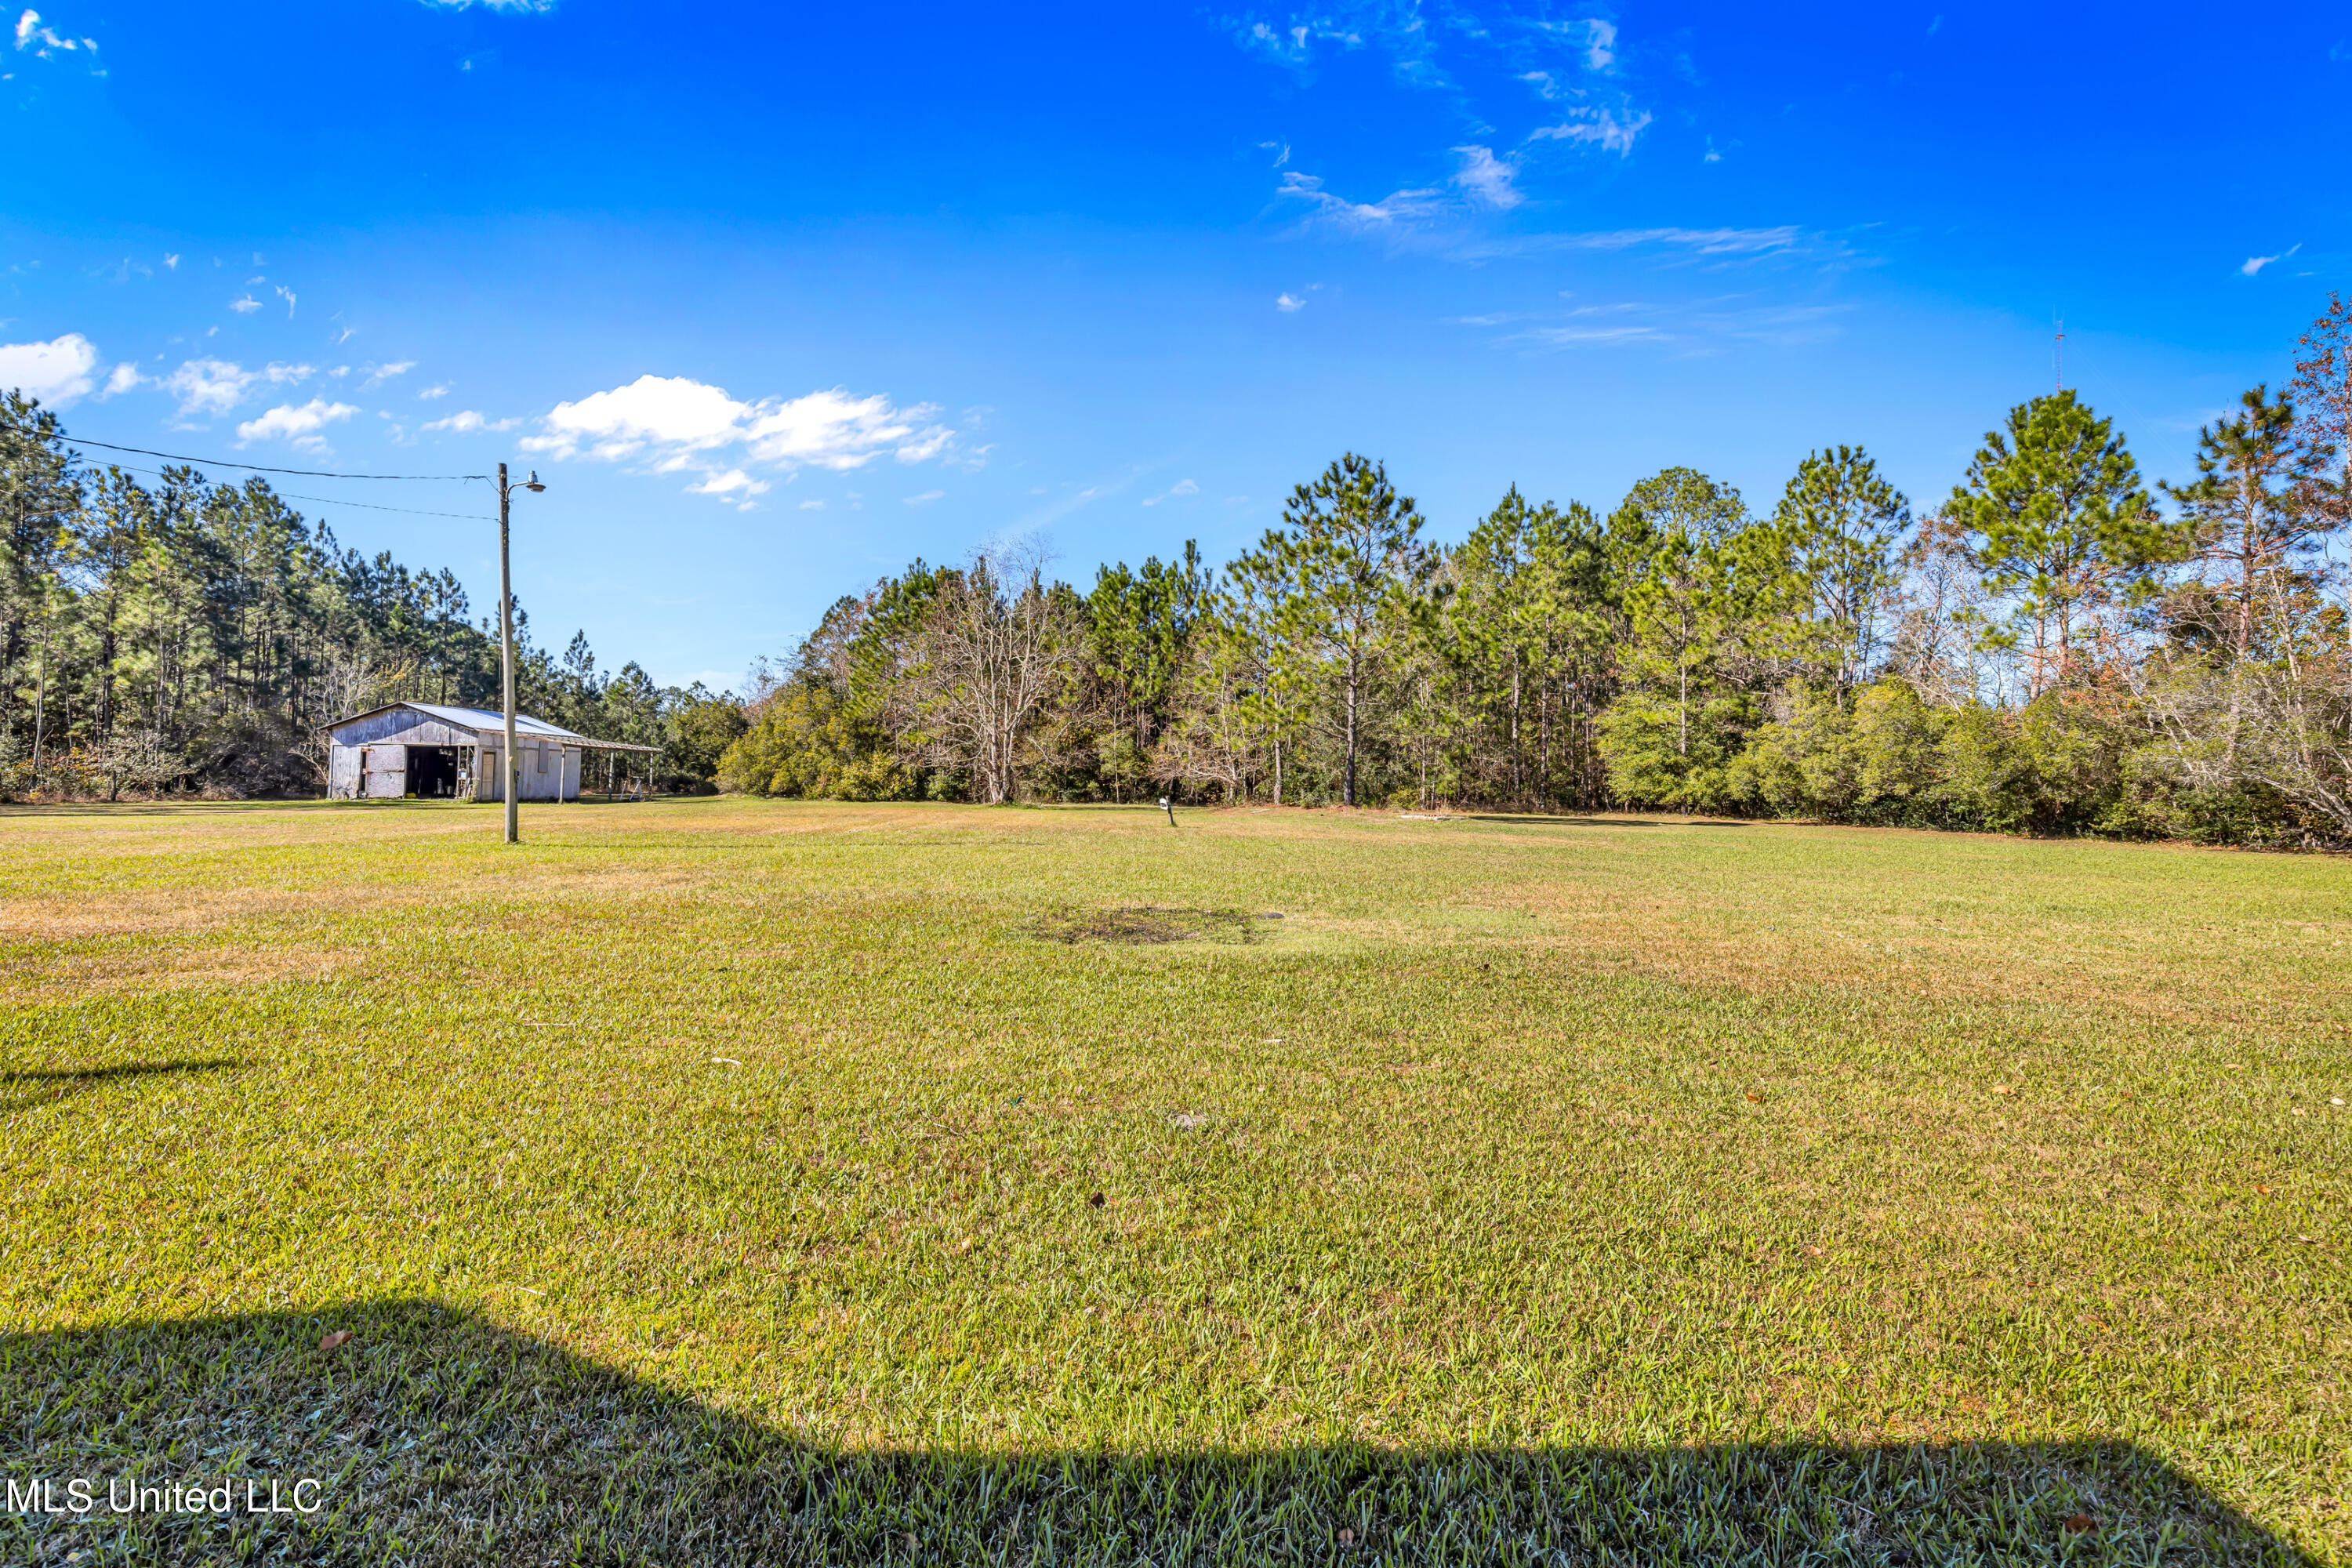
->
[902,489,946,506]
[1142,478,1200,507]
[419,409,517,434]
[416,0,557,11]
[1276,291,1306,312]
[1228,5,1446,88]
[363,361,415,387]
[0,332,99,405]
[1451,144,1523,209]
[1494,296,1849,354]
[1278,169,1446,233]
[691,469,772,510]
[1528,106,1653,156]
[12,7,100,69]
[521,374,960,504]
[235,398,359,452]
[2240,244,2299,277]
[1453,224,1828,266]
[228,296,262,315]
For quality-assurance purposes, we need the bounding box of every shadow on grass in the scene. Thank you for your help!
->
[0,1058,242,1113]
[0,1303,2313,1567]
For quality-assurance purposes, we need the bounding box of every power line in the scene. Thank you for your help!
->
[0,418,489,481]
[91,459,492,521]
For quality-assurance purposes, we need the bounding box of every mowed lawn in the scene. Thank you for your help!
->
[1,799,2346,1566]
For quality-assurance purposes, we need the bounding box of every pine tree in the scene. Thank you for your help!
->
[1229,454,1431,807]
[1947,392,2171,693]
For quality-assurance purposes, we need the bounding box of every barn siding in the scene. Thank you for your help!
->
[325,710,474,748]
[475,742,584,801]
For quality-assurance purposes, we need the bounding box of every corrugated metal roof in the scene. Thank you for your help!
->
[326,701,584,739]
[404,702,586,739]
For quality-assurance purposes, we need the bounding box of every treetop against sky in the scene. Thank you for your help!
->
[2,0,2346,690]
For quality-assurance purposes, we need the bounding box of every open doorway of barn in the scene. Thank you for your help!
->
[406,745,462,797]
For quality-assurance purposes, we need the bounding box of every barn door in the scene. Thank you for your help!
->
[362,745,408,798]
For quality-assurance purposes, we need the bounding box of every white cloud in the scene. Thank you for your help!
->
[275,285,296,318]
[1142,478,1200,507]
[1581,17,1616,71]
[902,489,945,506]
[163,252,179,270]
[798,499,826,510]
[1451,145,1523,209]
[229,296,262,314]
[13,8,97,62]
[1276,292,1306,312]
[363,361,415,386]
[264,361,314,383]
[1529,106,1653,156]
[1504,298,1848,354]
[0,332,99,405]
[522,373,957,502]
[1522,225,1804,257]
[690,468,771,499]
[1278,169,1446,230]
[100,361,139,396]
[1230,7,1443,87]
[2241,245,2299,277]
[164,358,256,416]
[417,0,557,10]
[235,398,359,451]
[420,409,518,434]
[417,384,448,399]
[746,387,946,469]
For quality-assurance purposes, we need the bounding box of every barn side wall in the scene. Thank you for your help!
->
[327,709,477,749]
[328,745,362,800]
[476,742,583,801]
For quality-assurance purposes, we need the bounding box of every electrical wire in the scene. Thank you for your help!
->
[89,459,492,521]
[0,418,491,482]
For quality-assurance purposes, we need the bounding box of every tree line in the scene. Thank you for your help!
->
[0,398,743,799]
[722,296,2352,845]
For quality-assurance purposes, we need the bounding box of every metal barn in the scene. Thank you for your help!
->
[324,702,659,802]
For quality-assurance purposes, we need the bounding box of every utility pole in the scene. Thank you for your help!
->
[2054,315,2065,393]
[495,463,545,844]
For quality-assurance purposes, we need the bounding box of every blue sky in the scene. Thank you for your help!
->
[5,2,2347,691]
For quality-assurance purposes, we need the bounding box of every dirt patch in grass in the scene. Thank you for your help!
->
[1030,906,1269,946]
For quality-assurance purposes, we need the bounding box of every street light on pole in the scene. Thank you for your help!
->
[495,462,546,845]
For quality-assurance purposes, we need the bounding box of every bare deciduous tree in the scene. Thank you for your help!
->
[896,544,1082,804]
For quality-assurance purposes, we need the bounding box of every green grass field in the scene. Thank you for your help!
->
[2,799,2346,1565]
